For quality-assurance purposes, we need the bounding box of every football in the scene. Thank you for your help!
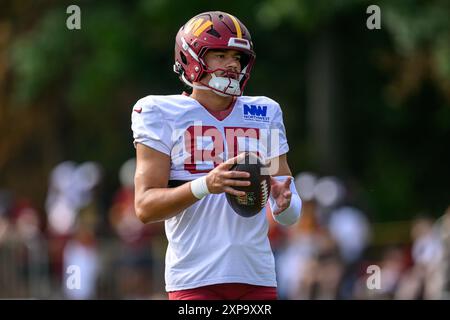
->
[226,152,271,218]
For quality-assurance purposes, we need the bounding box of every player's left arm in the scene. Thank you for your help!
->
[269,153,302,225]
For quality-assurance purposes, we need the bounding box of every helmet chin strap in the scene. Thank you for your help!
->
[181,73,210,91]
[181,72,241,97]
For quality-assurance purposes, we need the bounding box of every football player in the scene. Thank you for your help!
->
[132,11,302,300]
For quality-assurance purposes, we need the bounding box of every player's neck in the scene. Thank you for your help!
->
[190,89,234,112]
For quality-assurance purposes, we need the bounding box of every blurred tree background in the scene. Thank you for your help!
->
[1,0,449,223]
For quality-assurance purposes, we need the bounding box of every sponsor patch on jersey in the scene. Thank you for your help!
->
[243,104,270,123]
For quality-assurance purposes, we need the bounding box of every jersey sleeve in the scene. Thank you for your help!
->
[267,103,289,159]
[131,97,172,155]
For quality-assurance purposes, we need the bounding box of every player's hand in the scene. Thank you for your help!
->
[270,177,292,215]
[206,153,250,197]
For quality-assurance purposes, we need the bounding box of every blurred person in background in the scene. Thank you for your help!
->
[353,246,408,300]
[62,213,99,300]
[12,199,50,298]
[436,206,450,299]
[0,190,13,245]
[327,182,371,299]
[298,231,343,300]
[0,194,48,298]
[109,158,160,299]
[276,199,321,299]
[395,215,444,299]
[46,161,103,298]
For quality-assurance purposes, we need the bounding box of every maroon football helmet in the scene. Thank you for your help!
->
[174,11,256,96]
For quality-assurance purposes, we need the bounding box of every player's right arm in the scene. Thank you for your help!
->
[134,144,250,224]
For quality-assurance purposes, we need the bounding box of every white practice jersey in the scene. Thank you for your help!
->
[131,94,289,291]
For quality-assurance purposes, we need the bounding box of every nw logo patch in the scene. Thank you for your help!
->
[243,104,269,122]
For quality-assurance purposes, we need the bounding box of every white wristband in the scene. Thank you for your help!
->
[190,176,210,200]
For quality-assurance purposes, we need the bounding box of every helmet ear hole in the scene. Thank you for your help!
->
[240,54,251,69]
[180,51,187,65]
